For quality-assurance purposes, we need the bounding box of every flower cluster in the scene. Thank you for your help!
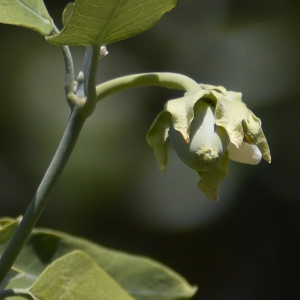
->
[146,84,271,201]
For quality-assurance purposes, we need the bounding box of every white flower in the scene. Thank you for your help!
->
[146,84,271,201]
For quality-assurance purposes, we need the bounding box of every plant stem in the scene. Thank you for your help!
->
[96,72,201,101]
[53,25,76,107]
[0,44,100,286]
[0,107,86,285]
[76,45,100,116]
[60,43,75,105]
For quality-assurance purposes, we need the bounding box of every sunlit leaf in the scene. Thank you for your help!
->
[47,0,177,46]
[30,250,136,300]
[0,0,53,35]
[0,221,197,300]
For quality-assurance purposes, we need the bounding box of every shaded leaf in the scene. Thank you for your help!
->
[30,250,136,300]
[0,0,53,35]
[0,222,197,300]
[47,0,177,46]
[0,267,24,290]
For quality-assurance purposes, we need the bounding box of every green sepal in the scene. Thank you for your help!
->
[146,110,172,171]
[197,150,229,201]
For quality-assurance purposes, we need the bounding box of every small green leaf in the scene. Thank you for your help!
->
[46,0,177,46]
[0,222,197,300]
[30,250,136,300]
[0,0,53,35]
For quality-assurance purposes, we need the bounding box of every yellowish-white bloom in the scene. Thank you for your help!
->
[146,84,271,201]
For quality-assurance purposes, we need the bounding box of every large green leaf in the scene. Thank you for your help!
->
[30,250,136,300]
[46,0,177,46]
[0,0,53,35]
[0,218,197,300]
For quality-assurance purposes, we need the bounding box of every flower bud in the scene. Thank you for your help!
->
[169,100,229,172]
[146,83,271,201]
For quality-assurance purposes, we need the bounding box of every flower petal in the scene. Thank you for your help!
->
[169,102,225,172]
[146,110,172,171]
[165,90,209,143]
[228,142,262,165]
[197,150,229,201]
[213,90,249,148]
[242,110,271,163]
[199,84,227,95]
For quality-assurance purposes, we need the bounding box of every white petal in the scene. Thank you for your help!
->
[228,142,262,165]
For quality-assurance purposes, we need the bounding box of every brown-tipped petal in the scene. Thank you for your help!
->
[242,110,271,163]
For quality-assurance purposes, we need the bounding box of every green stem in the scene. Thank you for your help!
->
[60,44,75,105]
[76,45,100,116]
[96,72,201,101]
[53,25,76,107]
[0,107,86,285]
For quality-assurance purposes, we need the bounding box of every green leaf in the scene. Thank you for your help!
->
[0,267,24,291]
[46,0,177,46]
[62,2,75,27]
[0,0,53,35]
[0,221,197,300]
[30,250,136,300]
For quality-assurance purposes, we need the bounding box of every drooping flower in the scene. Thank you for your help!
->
[146,84,271,201]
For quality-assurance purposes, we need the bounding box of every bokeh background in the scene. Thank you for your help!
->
[1,0,300,299]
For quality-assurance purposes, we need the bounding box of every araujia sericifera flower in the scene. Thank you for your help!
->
[146,84,271,201]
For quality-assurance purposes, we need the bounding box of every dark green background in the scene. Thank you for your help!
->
[1,0,300,299]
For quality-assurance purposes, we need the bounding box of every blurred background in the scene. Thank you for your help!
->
[1,0,300,299]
